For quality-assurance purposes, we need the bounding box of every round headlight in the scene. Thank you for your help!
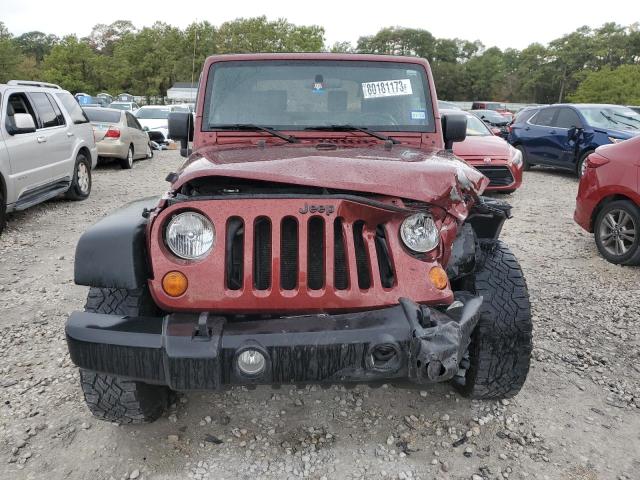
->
[166,212,215,260]
[400,213,439,253]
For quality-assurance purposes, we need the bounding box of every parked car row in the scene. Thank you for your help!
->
[0,81,169,235]
[508,103,640,177]
[0,80,98,235]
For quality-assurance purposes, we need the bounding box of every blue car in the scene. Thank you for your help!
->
[508,104,640,177]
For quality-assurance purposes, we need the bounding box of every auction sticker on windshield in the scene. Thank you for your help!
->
[362,79,413,99]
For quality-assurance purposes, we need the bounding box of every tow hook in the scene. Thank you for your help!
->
[400,295,482,383]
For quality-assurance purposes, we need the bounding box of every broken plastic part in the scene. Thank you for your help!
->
[400,293,482,383]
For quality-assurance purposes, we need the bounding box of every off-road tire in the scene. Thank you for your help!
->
[79,287,170,424]
[515,145,530,171]
[453,241,532,399]
[120,146,134,169]
[594,200,640,266]
[65,152,92,200]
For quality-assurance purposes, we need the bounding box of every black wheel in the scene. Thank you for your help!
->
[78,287,171,424]
[65,152,92,200]
[594,200,640,266]
[576,151,593,179]
[120,145,134,169]
[515,145,530,171]
[0,184,6,236]
[453,241,532,399]
[145,142,153,159]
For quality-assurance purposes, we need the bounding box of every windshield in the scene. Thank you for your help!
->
[109,103,131,111]
[136,108,171,119]
[203,60,434,132]
[84,109,121,123]
[577,106,640,132]
[466,114,492,136]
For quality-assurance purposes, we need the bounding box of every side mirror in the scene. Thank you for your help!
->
[567,126,582,140]
[441,113,467,150]
[168,112,194,157]
[8,113,37,135]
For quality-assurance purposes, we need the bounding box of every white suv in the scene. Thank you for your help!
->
[0,80,98,234]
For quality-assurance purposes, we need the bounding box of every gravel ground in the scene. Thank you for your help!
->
[0,150,638,480]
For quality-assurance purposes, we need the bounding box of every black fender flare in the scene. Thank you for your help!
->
[74,197,158,289]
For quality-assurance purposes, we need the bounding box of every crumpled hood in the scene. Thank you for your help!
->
[172,144,489,219]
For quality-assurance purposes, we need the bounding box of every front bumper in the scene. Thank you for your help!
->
[66,296,481,390]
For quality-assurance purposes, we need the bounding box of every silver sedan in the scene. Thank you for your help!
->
[83,107,152,169]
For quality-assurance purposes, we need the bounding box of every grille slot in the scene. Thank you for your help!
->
[307,217,325,290]
[475,166,514,187]
[352,220,371,289]
[374,224,395,288]
[333,218,349,290]
[225,217,244,290]
[280,217,298,290]
[253,217,272,290]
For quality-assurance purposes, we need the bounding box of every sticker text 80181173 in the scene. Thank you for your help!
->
[362,79,413,99]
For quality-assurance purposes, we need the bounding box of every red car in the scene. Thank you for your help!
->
[574,136,640,265]
[443,109,524,193]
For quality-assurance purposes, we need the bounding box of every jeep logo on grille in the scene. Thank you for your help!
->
[299,203,335,215]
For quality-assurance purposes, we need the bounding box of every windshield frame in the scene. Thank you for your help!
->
[202,59,435,133]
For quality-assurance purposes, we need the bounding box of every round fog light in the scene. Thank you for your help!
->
[237,349,266,376]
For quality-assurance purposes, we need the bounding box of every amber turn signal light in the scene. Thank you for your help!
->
[162,271,188,297]
[429,266,448,290]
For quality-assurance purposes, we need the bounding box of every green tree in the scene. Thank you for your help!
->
[357,27,435,60]
[0,23,27,83]
[216,17,324,53]
[41,35,99,92]
[569,65,640,104]
[14,31,58,64]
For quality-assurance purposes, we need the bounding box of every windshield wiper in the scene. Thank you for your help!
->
[304,125,400,144]
[612,113,639,130]
[212,124,299,143]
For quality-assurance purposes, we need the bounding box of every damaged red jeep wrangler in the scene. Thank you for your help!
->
[66,54,532,423]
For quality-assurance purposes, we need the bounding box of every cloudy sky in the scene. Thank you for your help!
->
[2,0,635,49]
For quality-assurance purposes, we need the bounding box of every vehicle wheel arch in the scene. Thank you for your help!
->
[591,193,639,231]
[77,146,92,164]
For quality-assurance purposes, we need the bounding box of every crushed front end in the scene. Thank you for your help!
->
[67,151,489,389]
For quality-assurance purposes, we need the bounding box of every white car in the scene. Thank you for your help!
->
[0,80,98,234]
[108,101,140,113]
[135,105,190,144]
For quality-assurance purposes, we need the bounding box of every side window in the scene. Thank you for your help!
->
[530,107,557,127]
[126,113,137,129]
[55,92,89,124]
[5,93,38,131]
[47,94,66,126]
[554,108,582,129]
[29,92,62,128]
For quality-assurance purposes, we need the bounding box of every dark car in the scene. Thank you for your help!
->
[509,104,640,177]
[574,136,640,265]
[65,53,532,424]
[471,109,510,139]
[471,101,513,121]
